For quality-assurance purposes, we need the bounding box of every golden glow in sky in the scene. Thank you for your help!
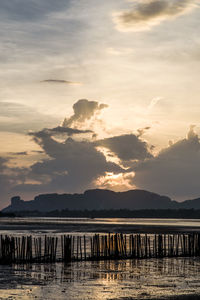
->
[1,0,200,206]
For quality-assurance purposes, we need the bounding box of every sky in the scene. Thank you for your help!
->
[1,0,200,208]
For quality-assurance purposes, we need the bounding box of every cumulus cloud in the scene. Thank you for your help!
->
[187,124,197,139]
[113,0,197,32]
[133,126,200,199]
[0,99,153,205]
[95,134,152,163]
[4,98,200,206]
[12,124,200,202]
[21,131,124,194]
[41,79,82,85]
[62,99,108,127]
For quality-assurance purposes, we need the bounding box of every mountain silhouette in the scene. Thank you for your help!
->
[3,188,198,212]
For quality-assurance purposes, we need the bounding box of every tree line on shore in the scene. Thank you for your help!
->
[2,208,200,218]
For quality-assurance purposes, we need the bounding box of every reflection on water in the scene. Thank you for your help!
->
[1,217,200,238]
[2,217,200,227]
[1,258,200,299]
[1,217,200,299]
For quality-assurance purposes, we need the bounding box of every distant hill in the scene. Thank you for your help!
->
[178,197,200,209]
[1,189,173,212]
[3,189,200,213]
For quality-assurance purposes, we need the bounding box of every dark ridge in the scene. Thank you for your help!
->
[3,189,200,213]
[9,208,200,218]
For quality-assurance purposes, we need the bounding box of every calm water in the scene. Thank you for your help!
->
[1,217,200,235]
[1,217,200,299]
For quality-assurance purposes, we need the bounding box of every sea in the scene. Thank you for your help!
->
[1,217,200,300]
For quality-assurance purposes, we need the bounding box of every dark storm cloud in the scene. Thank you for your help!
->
[62,99,108,127]
[29,126,93,138]
[3,97,200,204]
[114,0,197,31]
[47,126,92,135]
[96,134,152,162]
[133,126,200,199]
[23,132,124,193]
[0,102,57,133]
[2,99,152,202]
[10,123,200,203]
[0,0,71,22]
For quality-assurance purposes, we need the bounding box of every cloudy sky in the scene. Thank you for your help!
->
[1,0,200,208]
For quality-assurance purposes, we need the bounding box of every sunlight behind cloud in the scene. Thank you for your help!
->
[95,171,135,191]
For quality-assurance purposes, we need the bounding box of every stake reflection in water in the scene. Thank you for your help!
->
[1,258,200,299]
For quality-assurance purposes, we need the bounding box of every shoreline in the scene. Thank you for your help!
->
[1,222,200,234]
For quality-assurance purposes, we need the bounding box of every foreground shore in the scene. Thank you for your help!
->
[0,218,200,299]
